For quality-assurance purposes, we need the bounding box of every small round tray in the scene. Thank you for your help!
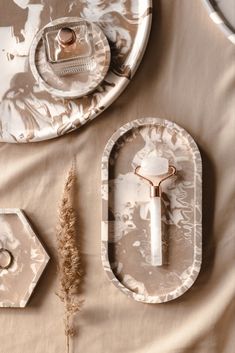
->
[0,1,152,143]
[29,17,111,99]
[202,0,235,44]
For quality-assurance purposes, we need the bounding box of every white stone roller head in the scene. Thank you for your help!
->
[139,156,169,176]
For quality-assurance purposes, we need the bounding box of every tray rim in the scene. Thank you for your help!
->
[101,117,202,303]
[202,0,235,44]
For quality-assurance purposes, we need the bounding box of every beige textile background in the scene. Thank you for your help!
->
[0,1,235,352]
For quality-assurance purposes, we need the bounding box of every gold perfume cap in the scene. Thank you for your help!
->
[57,27,76,46]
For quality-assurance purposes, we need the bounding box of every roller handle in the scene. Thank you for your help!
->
[150,196,162,266]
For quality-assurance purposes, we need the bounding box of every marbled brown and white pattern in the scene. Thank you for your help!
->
[0,209,49,308]
[0,0,152,143]
[101,118,202,303]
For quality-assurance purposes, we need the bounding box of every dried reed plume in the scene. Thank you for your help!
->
[56,165,83,353]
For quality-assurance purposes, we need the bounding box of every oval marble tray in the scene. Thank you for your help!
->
[0,0,152,143]
[101,118,202,303]
[202,0,235,44]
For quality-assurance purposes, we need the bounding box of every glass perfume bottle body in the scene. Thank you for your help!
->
[43,21,96,76]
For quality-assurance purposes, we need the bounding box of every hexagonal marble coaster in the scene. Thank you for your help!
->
[0,208,50,307]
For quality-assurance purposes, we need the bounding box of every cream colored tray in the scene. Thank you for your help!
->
[0,0,152,143]
[0,209,49,308]
[101,118,202,303]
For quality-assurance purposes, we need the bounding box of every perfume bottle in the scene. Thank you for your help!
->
[43,20,96,76]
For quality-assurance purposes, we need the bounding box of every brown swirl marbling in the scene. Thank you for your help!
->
[101,118,202,303]
[0,0,152,143]
[0,209,49,308]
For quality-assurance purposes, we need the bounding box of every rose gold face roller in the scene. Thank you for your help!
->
[135,156,176,266]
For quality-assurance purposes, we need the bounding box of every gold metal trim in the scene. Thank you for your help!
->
[134,165,177,197]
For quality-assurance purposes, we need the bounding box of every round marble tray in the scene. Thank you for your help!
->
[202,0,235,44]
[29,17,111,99]
[0,1,152,143]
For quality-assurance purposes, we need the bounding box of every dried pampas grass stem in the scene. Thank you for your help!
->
[56,165,83,353]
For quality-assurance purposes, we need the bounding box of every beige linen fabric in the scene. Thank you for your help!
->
[0,1,235,352]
